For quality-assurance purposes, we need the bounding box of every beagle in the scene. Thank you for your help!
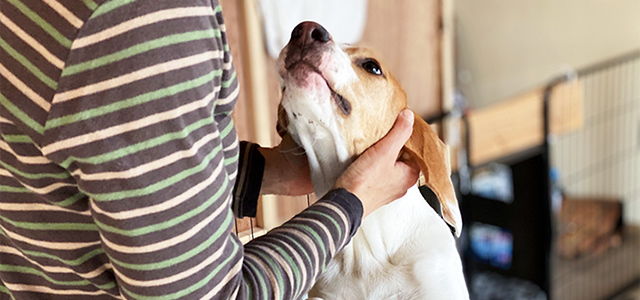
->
[276,21,469,300]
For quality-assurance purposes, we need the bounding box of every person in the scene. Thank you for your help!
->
[0,0,419,299]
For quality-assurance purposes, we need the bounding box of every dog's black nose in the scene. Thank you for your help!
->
[290,21,331,46]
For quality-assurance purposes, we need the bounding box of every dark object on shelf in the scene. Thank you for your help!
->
[461,150,553,299]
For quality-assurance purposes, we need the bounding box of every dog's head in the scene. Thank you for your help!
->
[276,21,461,236]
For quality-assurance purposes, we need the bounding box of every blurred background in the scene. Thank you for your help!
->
[222,1,640,299]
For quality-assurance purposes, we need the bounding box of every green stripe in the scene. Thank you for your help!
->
[222,71,237,89]
[243,258,268,300]
[0,93,45,135]
[62,29,221,77]
[276,249,302,297]
[0,159,69,179]
[261,241,303,296]
[23,247,105,266]
[96,281,117,291]
[1,134,33,143]
[0,188,85,208]
[82,0,99,10]
[219,118,235,138]
[109,211,234,271]
[278,234,313,296]
[0,264,114,290]
[247,250,285,297]
[223,152,239,166]
[95,178,228,236]
[269,239,310,297]
[279,234,313,273]
[57,192,86,207]
[306,210,342,242]
[288,224,327,262]
[0,214,97,231]
[45,69,222,129]
[0,185,30,193]
[0,38,57,90]
[87,123,233,202]
[244,276,253,300]
[0,264,90,286]
[121,236,238,299]
[0,229,105,266]
[0,284,16,300]
[59,117,217,168]
[90,0,133,18]
[53,192,87,207]
[88,142,222,200]
[5,0,72,48]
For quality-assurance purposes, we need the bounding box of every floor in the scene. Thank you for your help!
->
[611,282,640,300]
[552,226,640,300]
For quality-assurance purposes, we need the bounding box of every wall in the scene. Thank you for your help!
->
[454,0,640,225]
[455,0,640,108]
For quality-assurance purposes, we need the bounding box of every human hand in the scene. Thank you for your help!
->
[258,133,314,196]
[334,109,420,218]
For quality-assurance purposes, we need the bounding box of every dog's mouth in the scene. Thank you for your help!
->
[285,60,352,116]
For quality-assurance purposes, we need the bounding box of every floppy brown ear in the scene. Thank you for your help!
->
[403,112,462,236]
[276,103,289,138]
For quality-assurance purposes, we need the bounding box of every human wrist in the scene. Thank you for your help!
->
[257,146,285,195]
[334,181,371,217]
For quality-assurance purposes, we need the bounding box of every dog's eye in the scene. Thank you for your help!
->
[361,59,382,76]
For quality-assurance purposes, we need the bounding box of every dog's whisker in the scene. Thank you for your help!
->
[279,144,305,154]
[278,136,319,156]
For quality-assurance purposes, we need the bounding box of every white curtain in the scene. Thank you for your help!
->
[258,0,369,58]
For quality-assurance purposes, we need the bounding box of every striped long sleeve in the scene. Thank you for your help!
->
[0,0,363,299]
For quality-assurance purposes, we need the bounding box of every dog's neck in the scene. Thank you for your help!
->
[282,92,353,197]
[305,135,351,198]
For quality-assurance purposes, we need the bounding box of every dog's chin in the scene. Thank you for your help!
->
[284,63,331,92]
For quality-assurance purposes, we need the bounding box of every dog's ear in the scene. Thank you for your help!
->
[276,103,289,138]
[403,112,462,237]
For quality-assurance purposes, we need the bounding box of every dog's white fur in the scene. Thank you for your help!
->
[312,187,468,299]
[277,22,469,300]
[277,42,358,197]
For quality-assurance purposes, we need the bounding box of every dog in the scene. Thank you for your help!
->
[275,21,469,300]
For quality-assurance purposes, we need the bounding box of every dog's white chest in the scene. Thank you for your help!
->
[309,187,469,300]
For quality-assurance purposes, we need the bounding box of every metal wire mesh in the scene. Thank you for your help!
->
[549,52,640,300]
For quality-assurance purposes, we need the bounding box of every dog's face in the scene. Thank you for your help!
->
[276,22,461,235]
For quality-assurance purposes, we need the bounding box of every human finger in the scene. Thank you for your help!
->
[372,109,414,157]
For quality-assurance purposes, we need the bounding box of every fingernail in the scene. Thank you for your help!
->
[402,110,414,126]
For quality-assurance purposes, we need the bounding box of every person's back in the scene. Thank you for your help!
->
[0,0,249,298]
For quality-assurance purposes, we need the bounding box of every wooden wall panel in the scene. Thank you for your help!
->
[467,80,584,166]
[220,0,253,142]
[359,0,442,119]
[220,0,256,234]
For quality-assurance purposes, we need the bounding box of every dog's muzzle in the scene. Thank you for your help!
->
[283,21,352,116]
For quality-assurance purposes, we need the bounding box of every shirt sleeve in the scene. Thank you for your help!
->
[232,141,263,218]
[40,1,363,299]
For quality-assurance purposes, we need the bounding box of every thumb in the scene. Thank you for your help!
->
[374,109,414,156]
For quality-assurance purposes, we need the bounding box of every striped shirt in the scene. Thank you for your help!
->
[0,0,363,299]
